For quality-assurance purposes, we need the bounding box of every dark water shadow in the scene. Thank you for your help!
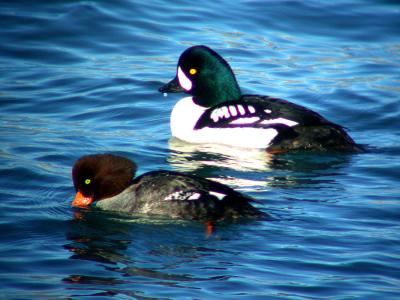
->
[62,209,261,298]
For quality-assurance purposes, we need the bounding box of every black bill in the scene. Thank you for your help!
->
[159,77,184,93]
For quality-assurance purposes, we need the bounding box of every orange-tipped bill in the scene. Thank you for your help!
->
[72,191,93,208]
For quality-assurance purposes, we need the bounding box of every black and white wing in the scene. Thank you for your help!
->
[160,171,249,203]
[136,171,263,219]
[194,95,336,130]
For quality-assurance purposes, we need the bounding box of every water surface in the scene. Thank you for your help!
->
[1,1,400,299]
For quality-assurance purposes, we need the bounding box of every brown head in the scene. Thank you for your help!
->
[71,154,137,208]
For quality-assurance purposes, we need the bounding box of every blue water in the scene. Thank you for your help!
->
[1,0,400,298]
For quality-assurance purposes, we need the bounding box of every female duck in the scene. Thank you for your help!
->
[159,45,363,152]
[72,154,264,221]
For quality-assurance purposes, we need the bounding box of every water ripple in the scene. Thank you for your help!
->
[0,0,399,299]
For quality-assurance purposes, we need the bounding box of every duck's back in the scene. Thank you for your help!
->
[194,95,363,152]
[96,170,264,221]
[134,171,263,220]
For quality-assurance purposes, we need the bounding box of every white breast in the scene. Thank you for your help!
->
[170,97,279,149]
[170,97,207,139]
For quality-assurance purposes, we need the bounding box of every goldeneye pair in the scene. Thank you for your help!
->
[70,46,363,223]
[159,45,363,152]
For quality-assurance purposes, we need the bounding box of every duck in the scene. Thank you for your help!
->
[71,154,265,223]
[159,45,363,152]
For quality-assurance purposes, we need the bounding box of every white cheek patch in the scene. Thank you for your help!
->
[177,66,192,91]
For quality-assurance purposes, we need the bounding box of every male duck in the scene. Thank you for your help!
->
[159,45,363,152]
[72,154,264,221]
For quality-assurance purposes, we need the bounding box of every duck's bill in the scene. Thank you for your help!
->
[159,77,184,93]
[72,191,93,208]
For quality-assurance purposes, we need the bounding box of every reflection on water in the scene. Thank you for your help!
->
[63,210,243,298]
[168,138,274,190]
[2,0,398,297]
[168,137,353,191]
[168,137,274,172]
[65,211,132,265]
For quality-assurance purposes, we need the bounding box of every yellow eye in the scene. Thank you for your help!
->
[85,179,91,185]
[189,68,197,75]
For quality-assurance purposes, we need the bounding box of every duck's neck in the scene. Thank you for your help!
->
[193,70,241,107]
[94,184,136,213]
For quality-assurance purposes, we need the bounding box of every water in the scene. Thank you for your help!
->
[1,0,399,299]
